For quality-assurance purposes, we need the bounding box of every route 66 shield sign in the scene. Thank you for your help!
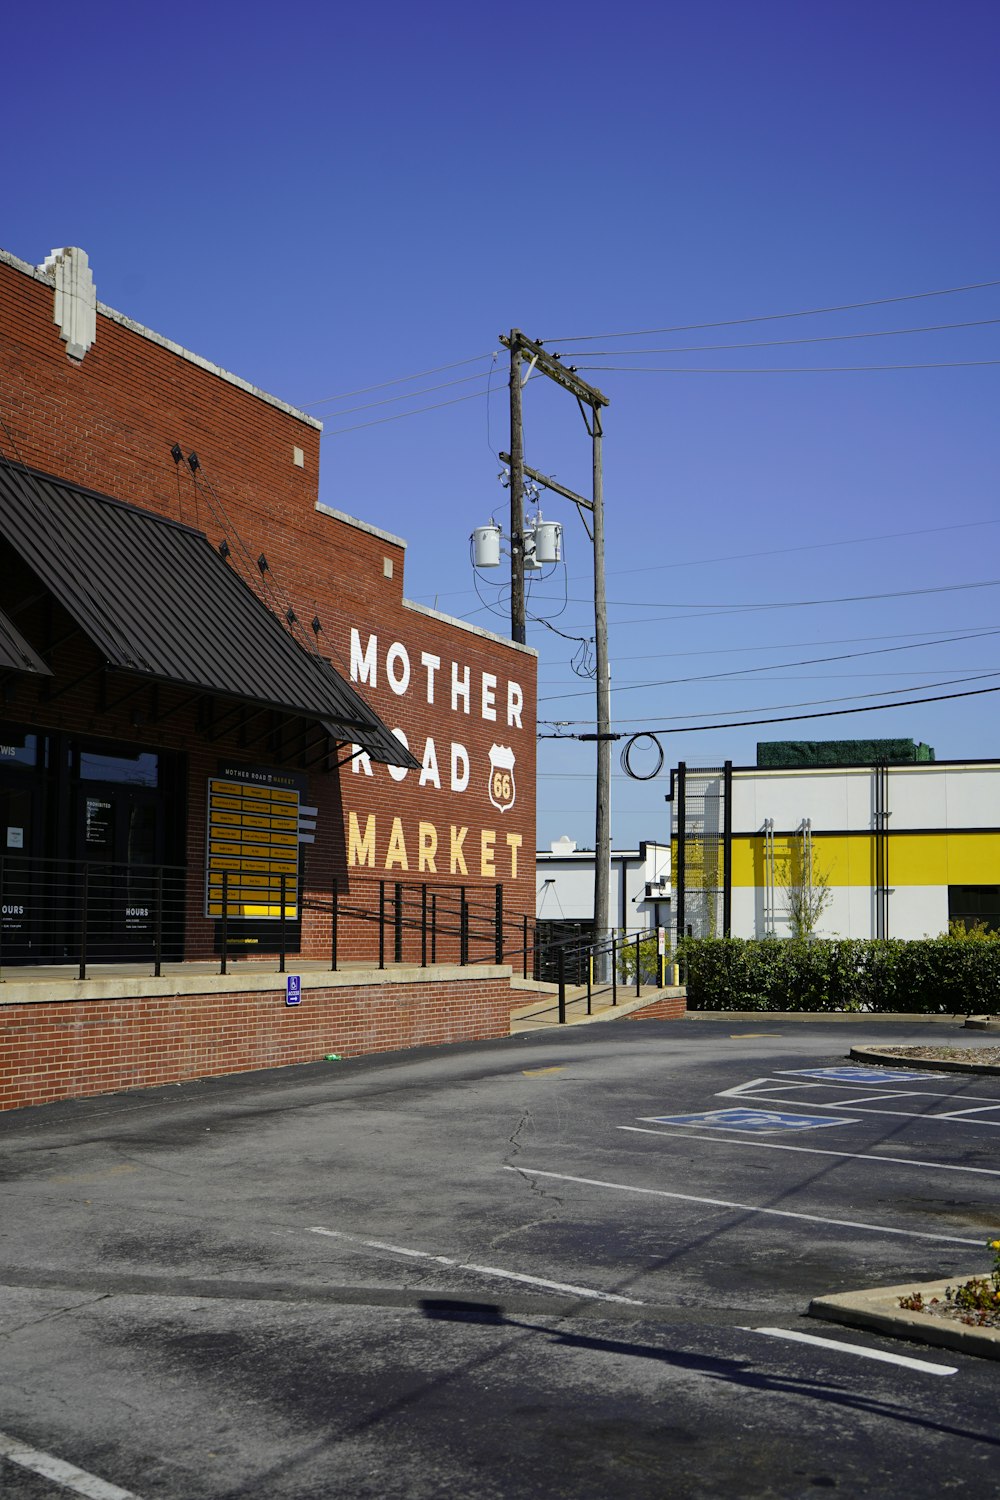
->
[488,744,516,812]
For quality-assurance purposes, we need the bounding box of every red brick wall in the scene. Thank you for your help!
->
[0,975,517,1113]
[0,252,536,949]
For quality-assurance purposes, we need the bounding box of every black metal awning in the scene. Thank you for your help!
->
[0,463,417,769]
[0,604,52,677]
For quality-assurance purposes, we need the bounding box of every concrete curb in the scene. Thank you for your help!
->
[849,1045,1000,1076]
[683,1011,963,1024]
[0,962,516,1006]
[810,1277,1000,1362]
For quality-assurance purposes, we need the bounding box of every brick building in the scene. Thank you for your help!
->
[0,246,537,1108]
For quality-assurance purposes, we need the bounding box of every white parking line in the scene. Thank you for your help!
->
[617,1124,1000,1176]
[0,1429,142,1500]
[722,1076,1000,1104]
[503,1166,983,1245]
[716,1087,1000,1128]
[743,1327,958,1376]
[307,1227,644,1305]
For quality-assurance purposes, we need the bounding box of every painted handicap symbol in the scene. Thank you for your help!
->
[644,1107,857,1133]
[781,1067,946,1084]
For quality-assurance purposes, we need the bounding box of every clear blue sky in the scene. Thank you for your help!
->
[4,0,998,848]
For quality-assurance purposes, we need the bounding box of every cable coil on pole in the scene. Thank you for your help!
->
[620,732,665,781]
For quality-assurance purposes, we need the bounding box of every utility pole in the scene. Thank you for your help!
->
[592,407,611,974]
[499,330,612,966]
[508,330,526,645]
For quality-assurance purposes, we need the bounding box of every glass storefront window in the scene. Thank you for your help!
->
[0,731,38,768]
[78,749,159,786]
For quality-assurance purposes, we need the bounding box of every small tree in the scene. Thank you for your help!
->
[779,839,833,941]
[784,868,833,939]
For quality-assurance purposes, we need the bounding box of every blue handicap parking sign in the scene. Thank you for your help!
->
[781,1066,945,1084]
[286,975,302,1007]
[644,1107,857,1133]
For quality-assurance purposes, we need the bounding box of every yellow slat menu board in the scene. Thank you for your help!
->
[205,773,300,919]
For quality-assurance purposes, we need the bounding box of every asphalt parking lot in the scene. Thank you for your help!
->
[1,1018,999,1499]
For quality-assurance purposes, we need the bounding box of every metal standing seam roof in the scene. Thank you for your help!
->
[0,604,52,676]
[0,463,417,769]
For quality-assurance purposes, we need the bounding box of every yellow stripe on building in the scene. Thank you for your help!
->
[730,831,1000,887]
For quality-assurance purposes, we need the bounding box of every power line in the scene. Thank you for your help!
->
[541,671,1000,731]
[539,680,1000,739]
[316,368,496,420]
[576,359,1000,374]
[640,681,1000,736]
[566,317,1000,357]
[593,625,1000,665]
[304,280,1000,428]
[537,628,1000,704]
[590,518,1000,581]
[323,373,533,436]
[546,279,1000,344]
[323,383,504,436]
[597,579,1000,628]
[301,353,494,407]
[539,576,1000,617]
[307,291,1000,437]
[410,518,1000,607]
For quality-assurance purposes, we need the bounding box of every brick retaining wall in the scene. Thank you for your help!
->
[0,973,515,1113]
[625,994,688,1020]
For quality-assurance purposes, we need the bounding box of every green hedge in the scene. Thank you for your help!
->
[682,938,1000,1014]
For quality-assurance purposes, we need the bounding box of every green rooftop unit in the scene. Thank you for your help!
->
[756,738,936,769]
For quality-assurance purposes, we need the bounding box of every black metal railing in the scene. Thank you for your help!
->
[0,857,542,982]
[540,926,677,1023]
[304,878,540,980]
[0,854,187,980]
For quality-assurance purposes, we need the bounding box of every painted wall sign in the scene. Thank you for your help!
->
[487,744,516,813]
[344,628,529,877]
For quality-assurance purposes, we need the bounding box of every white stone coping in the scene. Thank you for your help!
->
[315,502,405,548]
[403,597,538,655]
[1,247,322,431]
[0,964,515,1007]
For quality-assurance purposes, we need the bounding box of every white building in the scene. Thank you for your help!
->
[670,754,1000,941]
[536,836,671,942]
